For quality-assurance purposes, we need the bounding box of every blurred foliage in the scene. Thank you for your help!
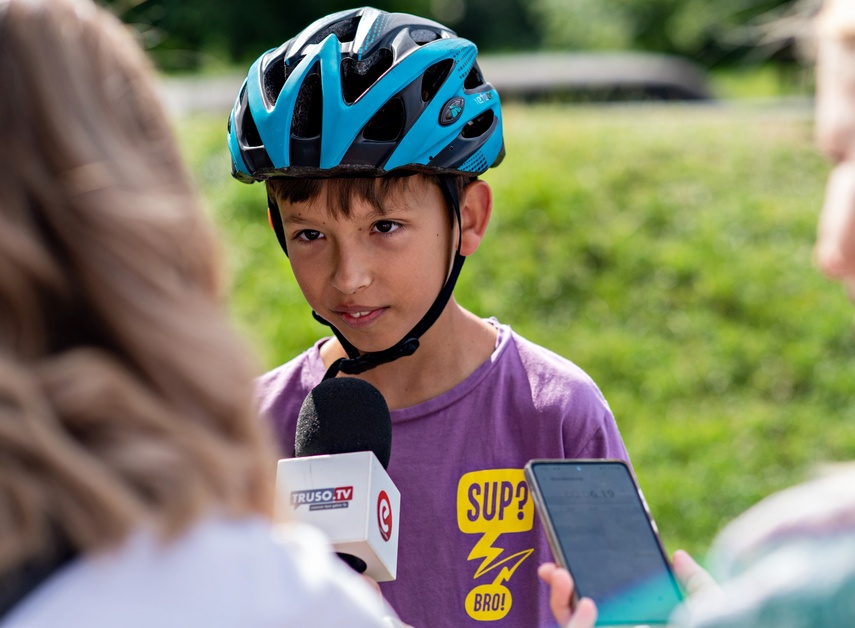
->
[102,0,538,71]
[531,0,818,67]
[102,0,807,72]
[175,103,855,559]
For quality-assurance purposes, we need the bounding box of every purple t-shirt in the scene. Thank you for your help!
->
[257,320,630,627]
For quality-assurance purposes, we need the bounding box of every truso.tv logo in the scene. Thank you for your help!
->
[290,486,353,511]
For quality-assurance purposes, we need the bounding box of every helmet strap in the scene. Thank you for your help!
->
[318,176,465,379]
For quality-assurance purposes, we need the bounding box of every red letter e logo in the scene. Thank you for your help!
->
[377,490,393,542]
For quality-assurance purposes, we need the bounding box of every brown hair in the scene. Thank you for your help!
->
[266,173,475,219]
[0,0,275,574]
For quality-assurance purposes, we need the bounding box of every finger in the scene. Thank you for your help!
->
[537,562,558,583]
[538,563,574,625]
[361,574,383,597]
[566,597,598,628]
[672,550,720,597]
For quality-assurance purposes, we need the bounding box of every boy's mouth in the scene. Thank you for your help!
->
[334,306,386,328]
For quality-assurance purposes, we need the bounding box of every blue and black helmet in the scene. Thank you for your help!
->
[227,6,504,181]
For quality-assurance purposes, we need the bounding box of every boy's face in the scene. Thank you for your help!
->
[275,176,455,352]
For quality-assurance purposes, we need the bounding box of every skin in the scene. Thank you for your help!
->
[814,4,855,297]
[275,176,496,410]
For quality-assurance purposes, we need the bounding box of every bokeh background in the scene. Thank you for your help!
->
[107,0,855,559]
[108,0,813,78]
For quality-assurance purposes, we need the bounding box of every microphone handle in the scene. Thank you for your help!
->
[336,552,368,574]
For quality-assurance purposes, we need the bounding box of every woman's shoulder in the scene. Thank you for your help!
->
[4,516,391,627]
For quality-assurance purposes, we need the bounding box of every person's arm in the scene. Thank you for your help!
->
[537,551,718,628]
[814,0,855,292]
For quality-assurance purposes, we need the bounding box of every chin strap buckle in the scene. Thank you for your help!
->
[323,338,420,380]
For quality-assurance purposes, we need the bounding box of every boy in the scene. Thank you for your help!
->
[227,7,630,626]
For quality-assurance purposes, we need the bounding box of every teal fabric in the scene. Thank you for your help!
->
[671,466,855,627]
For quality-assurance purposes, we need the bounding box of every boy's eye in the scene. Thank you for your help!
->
[373,220,400,234]
[296,229,323,242]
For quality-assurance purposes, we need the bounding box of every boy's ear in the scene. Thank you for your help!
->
[459,179,492,257]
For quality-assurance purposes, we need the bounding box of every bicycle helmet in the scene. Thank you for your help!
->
[227,7,505,378]
[227,7,503,179]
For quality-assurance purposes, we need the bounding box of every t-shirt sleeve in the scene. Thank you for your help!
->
[254,350,319,459]
[562,379,630,462]
[513,331,631,464]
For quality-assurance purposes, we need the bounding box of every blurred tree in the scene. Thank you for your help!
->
[529,0,809,67]
[101,0,809,72]
[102,0,434,70]
[102,0,539,70]
[433,0,541,52]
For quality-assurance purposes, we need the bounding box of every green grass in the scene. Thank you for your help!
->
[176,102,855,562]
[709,64,815,99]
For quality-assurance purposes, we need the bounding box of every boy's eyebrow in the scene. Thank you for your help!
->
[279,212,317,225]
[279,211,320,225]
[280,200,413,223]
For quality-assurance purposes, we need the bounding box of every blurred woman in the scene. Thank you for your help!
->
[0,0,394,625]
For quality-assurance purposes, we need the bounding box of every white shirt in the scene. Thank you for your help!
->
[3,516,396,627]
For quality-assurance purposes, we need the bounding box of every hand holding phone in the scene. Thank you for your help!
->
[525,460,683,626]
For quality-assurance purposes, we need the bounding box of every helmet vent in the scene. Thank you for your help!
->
[284,55,305,83]
[306,17,360,46]
[421,59,453,103]
[237,84,263,148]
[410,28,440,45]
[464,65,485,90]
[241,109,264,148]
[462,110,494,139]
[263,55,287,106]
[292,62,323,138]
[341,48,393,104]
[362,97,405,141]
[460,150,488,173]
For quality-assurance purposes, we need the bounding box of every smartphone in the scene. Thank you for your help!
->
[524,459,683,626]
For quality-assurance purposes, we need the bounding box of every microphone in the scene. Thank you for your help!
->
[275,377,400,581]
[294,376,392,467]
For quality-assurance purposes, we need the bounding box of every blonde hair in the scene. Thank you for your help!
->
[0,0,276,574]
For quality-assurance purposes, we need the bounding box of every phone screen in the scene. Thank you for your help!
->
[526,460,682,625]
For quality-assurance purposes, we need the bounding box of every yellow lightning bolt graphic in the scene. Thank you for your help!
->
[467,532,503,579]
[468,531,534,582]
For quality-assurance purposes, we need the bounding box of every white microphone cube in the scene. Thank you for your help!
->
[275,451,400,581]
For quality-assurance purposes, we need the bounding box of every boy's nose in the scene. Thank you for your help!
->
[331,245,371,295]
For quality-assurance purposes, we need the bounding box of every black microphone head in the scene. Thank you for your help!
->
[295,377,392,469]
